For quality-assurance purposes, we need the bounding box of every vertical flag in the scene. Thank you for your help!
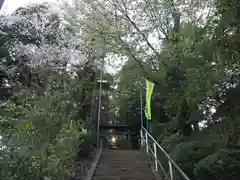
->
[144,78,155,121]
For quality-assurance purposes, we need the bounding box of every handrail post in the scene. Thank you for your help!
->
[153,142,158,171]
[145,131,148,154]
[140,129,143,147]
[169,160,173,180]
[141,126,191,180]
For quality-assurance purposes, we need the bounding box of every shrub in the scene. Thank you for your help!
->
[157,134,184,173]
[0,122,81,180]
[194,150,240,180]
[77,131,97,159]
[161,134,183,152]
[169,141,214,180]
[0,94,93,180]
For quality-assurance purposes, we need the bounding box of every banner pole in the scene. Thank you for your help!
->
[140,90,143,128]
[146,119,148,132]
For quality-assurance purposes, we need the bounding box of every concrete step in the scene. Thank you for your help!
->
[92,149,156,180]
[95,164,152,171]
[94,170,153,176]
[92,175,156,180]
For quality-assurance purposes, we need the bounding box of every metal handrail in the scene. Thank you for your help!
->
[140,126,191,180]
[142,137,170,179]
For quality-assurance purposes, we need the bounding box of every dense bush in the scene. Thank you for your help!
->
[170,141,214,180]
[194,150,240,180]
[0,80,96,180]
[77,131,97,159]
[156,134,184,173]
[0,120,81,180]
[161,134,184,152]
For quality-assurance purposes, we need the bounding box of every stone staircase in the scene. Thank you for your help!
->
[92,149,157,180]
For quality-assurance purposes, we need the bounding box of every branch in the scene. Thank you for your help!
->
[112,0,166,67]
[98,0,167,69]
[124,13,166,67]
[142,0,169,39]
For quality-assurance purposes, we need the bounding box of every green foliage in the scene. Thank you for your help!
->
[1,0,240,178]
[0,58,96,180]
[77,131,97,159]
[170,141,214,180]
[194,150,240,180]
[0,80,93,180]
[0,2,110,180]
[156,134,184,172]
[0,106,81,180]
[161,134,184,152]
